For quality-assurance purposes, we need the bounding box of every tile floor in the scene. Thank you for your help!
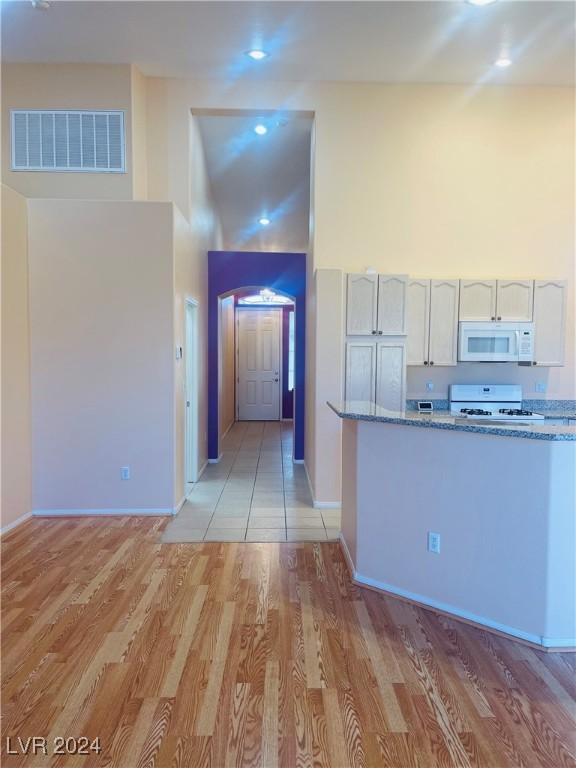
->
[162,421,341,542]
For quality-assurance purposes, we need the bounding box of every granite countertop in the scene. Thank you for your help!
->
[328,401,576,441]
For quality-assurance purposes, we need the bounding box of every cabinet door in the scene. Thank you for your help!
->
[496,280,534,321]
[533,280,566,366]
[429,280,459,366]
[377,274,407,335]
[345,342,376,402]
[406,279,430,365]
[459,280,497,321]
[346,274,378,335]
[375,341,406,412]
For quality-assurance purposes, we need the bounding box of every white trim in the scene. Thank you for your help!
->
[221,421,234,441]
[208,453,223,464]
[197,460,208,479]
[313,500,341,509]
[173,497,186,516]
[338,534,575,649]
[293,458,305,464]
[0,511,32,536]
[33,507,177,517]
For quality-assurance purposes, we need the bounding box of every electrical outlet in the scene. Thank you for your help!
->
[535,381,546,394]
[428,531,441,554]
[120,466,130,481]
[426,381,434,392]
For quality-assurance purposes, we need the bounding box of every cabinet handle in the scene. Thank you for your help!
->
[491,316,496,321]
[371,330,376,335]
[533,361,538,366]
[424,361,429,366]
[497,316,502,321]
[378,330,383,335]
[430,361,434,366]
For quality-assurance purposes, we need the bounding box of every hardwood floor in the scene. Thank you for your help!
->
[2,517,575,767]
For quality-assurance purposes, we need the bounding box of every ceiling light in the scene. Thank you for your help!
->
[466,0,497,6]
[254,124,268,136]
[258,217,271,226]
[246,49,269,61]
[495,56,512,68]
[31,0,50,8]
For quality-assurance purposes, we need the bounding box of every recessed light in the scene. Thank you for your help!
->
[254,124,268,136]
[258,217,271,226]
[466,0,497,6]
[31,0,50,8]
[495,56,512,68]
[246,49,269,61]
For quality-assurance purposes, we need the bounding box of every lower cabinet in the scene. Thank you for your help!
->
[345,340,406,411]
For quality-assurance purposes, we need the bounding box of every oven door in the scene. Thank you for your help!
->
[458,323,519,362]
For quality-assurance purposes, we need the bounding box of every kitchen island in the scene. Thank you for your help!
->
[329,401,576,649]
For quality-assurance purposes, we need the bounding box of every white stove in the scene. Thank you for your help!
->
[449,384,545,422]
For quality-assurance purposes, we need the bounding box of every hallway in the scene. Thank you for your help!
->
[163,422,340,542]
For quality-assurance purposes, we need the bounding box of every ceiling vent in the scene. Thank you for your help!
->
[11,110,125,173]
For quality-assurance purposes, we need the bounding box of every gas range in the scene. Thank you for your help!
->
[449,385,545,422]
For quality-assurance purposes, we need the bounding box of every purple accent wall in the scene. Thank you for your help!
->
[208,251,306,460]
[282,307,294,420]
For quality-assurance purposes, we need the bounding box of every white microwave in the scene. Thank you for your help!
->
[458,322,534,363]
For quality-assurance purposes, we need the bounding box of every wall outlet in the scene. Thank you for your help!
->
[535,381,547,394]
[426,381,434,392]
[120,466,130,480]
[428,531,441,554]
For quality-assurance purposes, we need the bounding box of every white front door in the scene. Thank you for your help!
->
[237,308,281,421]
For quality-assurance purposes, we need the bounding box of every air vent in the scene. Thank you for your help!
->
[11,110,125,173]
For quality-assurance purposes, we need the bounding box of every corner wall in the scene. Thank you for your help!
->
[28,199,175,513]
[1,185,32,531]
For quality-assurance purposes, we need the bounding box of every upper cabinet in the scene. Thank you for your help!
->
[459,279,534,321]
[377,275,407,335]
[428,280,460,366]
[346,274,378,335]
[406,279,459,366]
[406,279,430,366]
[347,273,407,336]
[459,280,497,321]
[496,280,534,321]
[533,280,566,366]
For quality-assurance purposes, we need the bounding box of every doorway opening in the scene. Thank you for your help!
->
[185,299,199,485]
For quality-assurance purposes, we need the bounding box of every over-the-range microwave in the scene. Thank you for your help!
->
[458,322,534,363]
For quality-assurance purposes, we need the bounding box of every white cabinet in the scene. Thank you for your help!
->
[459,280,497,321]
[459,279,534,321]
[406,279,430,366]
[406,279,459,366]
[345,342,376,402]
[347,273,407,336]
[533,280,566,366]
[345,340,406,409]
[375,341,406,411]
[429,280,460,366]
[496,280,534,321]
[377,275,407,335]
[346,274,378,336]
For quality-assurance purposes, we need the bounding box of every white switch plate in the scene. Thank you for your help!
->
[535,381,546,393]
[426,381,434,392]
[120,466,130,480]
[428,531,441,554]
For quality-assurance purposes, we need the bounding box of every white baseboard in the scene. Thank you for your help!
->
[221,422,234,440]
[208,453,223,464]
[337,534,575,650]
[293,458,305,464]
[0,511,32,536]
[33,507,176,518]
[197,460,208,480]
[173,497,186,515]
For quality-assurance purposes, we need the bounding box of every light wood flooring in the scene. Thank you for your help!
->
[2,517,575,767]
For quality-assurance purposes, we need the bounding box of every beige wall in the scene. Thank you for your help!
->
[2,63,134,199]
[131,65,148,200]
[1,185,32,530]
[219,295,235,442]
[28,199,175,512]
[173,116,222,506]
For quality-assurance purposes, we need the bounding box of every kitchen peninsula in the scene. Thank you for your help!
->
[329,400,576,650]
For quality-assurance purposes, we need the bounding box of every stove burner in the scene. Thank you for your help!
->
[499,409,534,416]
[460,408,492,416]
